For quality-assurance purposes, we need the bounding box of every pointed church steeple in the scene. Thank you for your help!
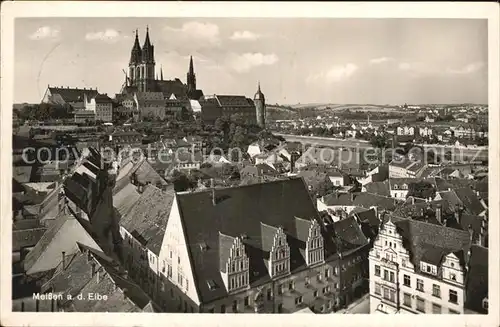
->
[187,55,196,93]
[189,56,194,75]
[143,25,151,48]
[141,26,154,63]
[129,29,142,64]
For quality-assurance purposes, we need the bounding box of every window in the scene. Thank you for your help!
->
[403,275,411,287]
[232,300,238,313]
[402,259,408,267]
[313,290,318,297]
[450,273,457,281]
[416,297,425,313]
[403,293,412,307]
[277,303,283,313]
[416,279,424,292]
[267,289,272,301]
[383,269,388,280]
[483,298,488,310]
[289,281,295,291]
[220,304,226,313]
[334,266,339,275]
[325,268,330,279]
[449,290,458,304]
[334,282,339,290]
[432,284,441,298]
[375,265,381,277]
[383,288,396,303]
[432,303,441,314]
[390,271,395,283]
[374,282,381,295]
[244,296,249,306]
[449,309,460,314]
[323,286,330,294]
[295,296,303,305]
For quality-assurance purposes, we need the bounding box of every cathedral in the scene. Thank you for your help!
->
[121,27,204,101]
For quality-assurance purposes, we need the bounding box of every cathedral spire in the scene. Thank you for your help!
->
[143,25,151,48]
[129,29,142,64]
[189,56,194,75]
[258,80,261,92]
[187,56,196,93]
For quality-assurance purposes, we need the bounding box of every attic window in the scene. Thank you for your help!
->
[199,242,208,251]
[482,298,488,310]
[207,280,217,291]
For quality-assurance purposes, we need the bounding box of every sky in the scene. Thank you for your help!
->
[14,18,488,105]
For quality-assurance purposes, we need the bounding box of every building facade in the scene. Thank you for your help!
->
[84,93,113,122]
[369,216,472,314]
[157,179,369,313]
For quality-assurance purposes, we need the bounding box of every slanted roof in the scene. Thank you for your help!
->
[218,233,236,273]
[365,181,390,197]
[24,213,100,275]
[47,243,157,312]
[155,79,188,99]
[113,182,142,217]
[48,86,98,103]
[175,178,319,303]
[454,187,485,216]
[333,216,369,248]
[391,218,471,271]
[12,227,47,252]
[119,184,175,255]
[354,208,380,228]
[465,245,488,313]
[13,166,33,184]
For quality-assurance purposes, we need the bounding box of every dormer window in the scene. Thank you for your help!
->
[482,298,488,310]
[207,280,217,291]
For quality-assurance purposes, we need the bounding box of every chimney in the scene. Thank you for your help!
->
[468,224,474,243]
[62,251,66,270]
[91,262,96,277]
[350,193,355,202]
[411,197,415,205]
[436,204,442,223]
[96,268,100,283]
[454,204,462,223]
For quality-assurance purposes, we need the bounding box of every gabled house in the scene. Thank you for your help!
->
[157,178,369,313]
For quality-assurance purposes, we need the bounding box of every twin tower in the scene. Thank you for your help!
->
[128,27,197,95]
[128,27,266,128]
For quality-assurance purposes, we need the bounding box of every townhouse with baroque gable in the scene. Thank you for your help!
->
[369,214,486,314]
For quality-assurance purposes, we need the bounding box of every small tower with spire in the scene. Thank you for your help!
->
[186,56,197,95]
[254,81,266,129]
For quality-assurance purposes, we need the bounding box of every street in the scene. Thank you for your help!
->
[337,294,370,314]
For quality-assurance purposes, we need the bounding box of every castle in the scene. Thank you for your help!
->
[121,27,204,101]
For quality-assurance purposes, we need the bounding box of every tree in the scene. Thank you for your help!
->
[172,171,196,192]
[407,181,436,200]
[370,135,387,149]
